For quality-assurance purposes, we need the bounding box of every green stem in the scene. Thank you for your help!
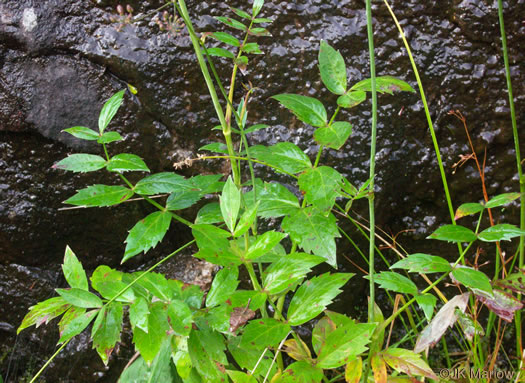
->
[176,0,240,184]
[383,0,457,231]
[362,2,377,380]
[29,341,70,383]
[365,0,377,325]
[497,0,524,360]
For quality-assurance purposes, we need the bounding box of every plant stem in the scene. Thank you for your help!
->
[29,341,70,383]
[383,1,456,226]
[362,2,377,380]
[365,0,377,325]
[176,0,240,184]
[497,0,523,360]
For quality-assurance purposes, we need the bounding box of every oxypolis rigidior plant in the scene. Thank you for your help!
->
[17,1,525,382]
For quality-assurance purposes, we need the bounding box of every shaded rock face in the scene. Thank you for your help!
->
[0,0,524,381]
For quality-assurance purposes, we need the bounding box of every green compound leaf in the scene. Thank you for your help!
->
[106,153,150,173]
[58,309,99,344]
[133,302,170,365]
[250,142,312,174]
[230,6,251,20]
[454,202,484,220]
[478,224,525,242]
[318,40,347,95]
[228,336,277,378]
[63,126,99,140]
[272,94,327,128]
[240,318,290,349]
[243,42,263,54]
[369,272,418,295]
[337,91,366,108]
[391,253,452,274]
[278,361,324,382]
[58,306,85,338]
[91,302,124,365]
[382,348,438,380]
[97,131,123,144]
[252,0,264,17]
[245,182,300,218]
[298,166,343,211]
[263,253,325,295]
[216,16,247,31]
[245,231,287,260]
[451,267,493,296]
[134,172,190,195]
[226,370,258,383]
[188,328,228,381]
[313,121,352,150]
[316,321,375,369]
[189,174,224,194]
[281,207,340,267]
[485,192,521,209]
[206,267,239,308]
[53,154,106,173]
[167,300,193,336]
[427,224,477,243]
[166,189,202,211]
[99,90,125,134]
[244,124,270,134]
[220,176,241,233]
[350,76,415,95]
[119,340,177,383]
[211,31,240,47]
[62,246,88,290]
[415,294,437,321]
[65,185,133,207]
[287,273,353,326]
[192,224,242,267]
[312,316,336,355]
[123,211,172,263]
[195,202,223,224]
[17,297,70,334]
[129,297,149,333]
[56,288,103,308]
[233,202,258,237]
[206,47,235,59]
[90,265,135,302]
[132,272,171,302]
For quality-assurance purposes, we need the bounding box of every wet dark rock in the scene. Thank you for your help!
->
[1,0,525,381]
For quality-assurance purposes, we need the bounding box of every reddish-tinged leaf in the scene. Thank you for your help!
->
[414,293,470,353]
[494,270,525,294]
[454,202,484,220]
[371,354,387,383]
[18,297,70,334]
[344,357,362,383]
[475,289,523,323]
[382,348,438,379]
[283,338,312,362]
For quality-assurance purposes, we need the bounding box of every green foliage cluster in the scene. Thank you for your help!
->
[16,1,525,382]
